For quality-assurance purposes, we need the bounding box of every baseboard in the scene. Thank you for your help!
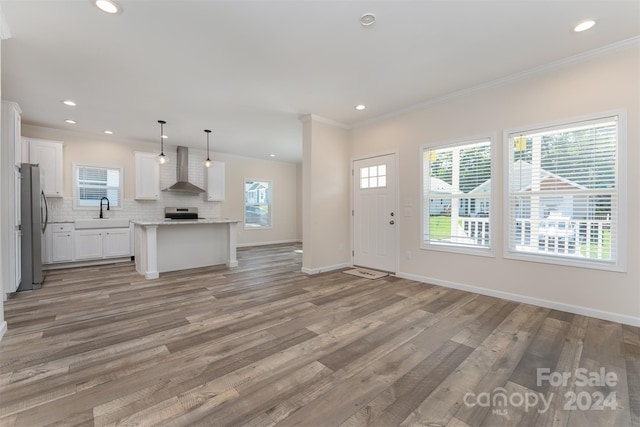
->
[43,257,132,270]
[237,239,302,248]
[397,271,640,327]
[302,262,351,275]
[0,321,7,342]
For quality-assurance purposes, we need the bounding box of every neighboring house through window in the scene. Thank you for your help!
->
[505,112,625,270]
[422,137,493,253]
[244,179,272,228]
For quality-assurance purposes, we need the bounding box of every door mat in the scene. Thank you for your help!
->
[343,268,389,280]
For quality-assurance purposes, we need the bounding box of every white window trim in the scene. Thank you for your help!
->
[244,177,273,230]
[420,134,497,258]
[72,162,124,211]
[502,109,627,272]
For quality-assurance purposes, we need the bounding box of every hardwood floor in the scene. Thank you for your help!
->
[0,243,638,426]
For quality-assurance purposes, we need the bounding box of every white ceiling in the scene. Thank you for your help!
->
[2,1,639,163]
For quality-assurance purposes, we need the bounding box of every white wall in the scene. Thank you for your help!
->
[211,151,300,246]
[22,126,301,247]
[349,46,640,325]
[0,27,5,340]
[301,116,351,273]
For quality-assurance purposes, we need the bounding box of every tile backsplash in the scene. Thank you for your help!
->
[46,197,222,222]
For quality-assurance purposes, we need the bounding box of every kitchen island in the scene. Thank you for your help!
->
[131,218,240,279]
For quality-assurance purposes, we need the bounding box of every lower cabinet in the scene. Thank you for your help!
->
[45,223,74,263]
[14,229,21,291]
[51,229,73,262]
[104,229,131,258]
[74,230,104,260]
[45,223,131,264]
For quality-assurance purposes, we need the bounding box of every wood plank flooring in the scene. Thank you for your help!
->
[0,243,638,426]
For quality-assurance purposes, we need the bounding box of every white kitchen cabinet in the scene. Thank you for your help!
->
[1,101,22,294]
[104,229,131,258]
[24,138,64,197]
[14,169,21,229]
[135,151,160,200]
[49,223,74,263]
[14,230,21,290]
[74,230,104,260]
[45,223,131,264]
[1,101,22,167]
[8,103,22,166]
[206,161,225,201]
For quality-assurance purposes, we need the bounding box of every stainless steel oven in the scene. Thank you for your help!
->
[164,207,199,221]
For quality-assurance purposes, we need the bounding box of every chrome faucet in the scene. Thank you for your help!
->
[99,197,110,218]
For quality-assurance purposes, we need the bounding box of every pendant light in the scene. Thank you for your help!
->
[204,129,212,168]
[157,120,169,164]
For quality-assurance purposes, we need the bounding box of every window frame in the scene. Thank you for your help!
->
[420,134,497,257]
[502,110,627,272]
[72,162,124,210]
[244,178,272,230]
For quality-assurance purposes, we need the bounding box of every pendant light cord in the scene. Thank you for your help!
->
[159,120,166,155]
[205,129,211,162]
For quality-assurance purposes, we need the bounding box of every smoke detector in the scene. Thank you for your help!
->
[360,13,376,26]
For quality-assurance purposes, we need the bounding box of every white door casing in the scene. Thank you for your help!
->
[352,154,397,273]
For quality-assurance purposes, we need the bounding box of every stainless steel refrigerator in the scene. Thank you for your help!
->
[19,163,48,291]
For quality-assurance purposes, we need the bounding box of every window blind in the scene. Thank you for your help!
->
[507,116,618,264]
[76,165,121,207]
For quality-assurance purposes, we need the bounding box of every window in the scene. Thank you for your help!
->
[244,179,271,229]
[360,164,387,189]
[74,164,122,208]
[506,113,623,269]
[422,138,493,252]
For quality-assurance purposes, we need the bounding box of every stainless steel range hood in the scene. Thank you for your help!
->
[162,146,206,193]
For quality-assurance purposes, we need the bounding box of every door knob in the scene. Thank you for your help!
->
[389,220,395,225]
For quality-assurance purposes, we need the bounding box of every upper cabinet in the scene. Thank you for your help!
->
[23,138,64,197]
[1,102,22,167]
[207,161,225,202]
[135,151,160,200]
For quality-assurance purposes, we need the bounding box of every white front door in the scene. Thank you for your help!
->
[353,154,397,273]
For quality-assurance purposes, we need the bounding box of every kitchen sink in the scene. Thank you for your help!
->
[74,218,131,229]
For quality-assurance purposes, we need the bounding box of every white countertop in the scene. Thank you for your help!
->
[130,218,240,226]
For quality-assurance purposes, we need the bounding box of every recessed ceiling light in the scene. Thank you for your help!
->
[104,130,113,135]
[94,0,121,14]
[161,135,168,139]
[269,154,276,157]
[64,119,77,124]
[63,100,76,106]
[360,13,376,26]
[355,104,366,111]
[574,20,596,32]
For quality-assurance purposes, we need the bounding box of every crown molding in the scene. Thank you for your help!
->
[352,36,640,129]
[298,113,350,130]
